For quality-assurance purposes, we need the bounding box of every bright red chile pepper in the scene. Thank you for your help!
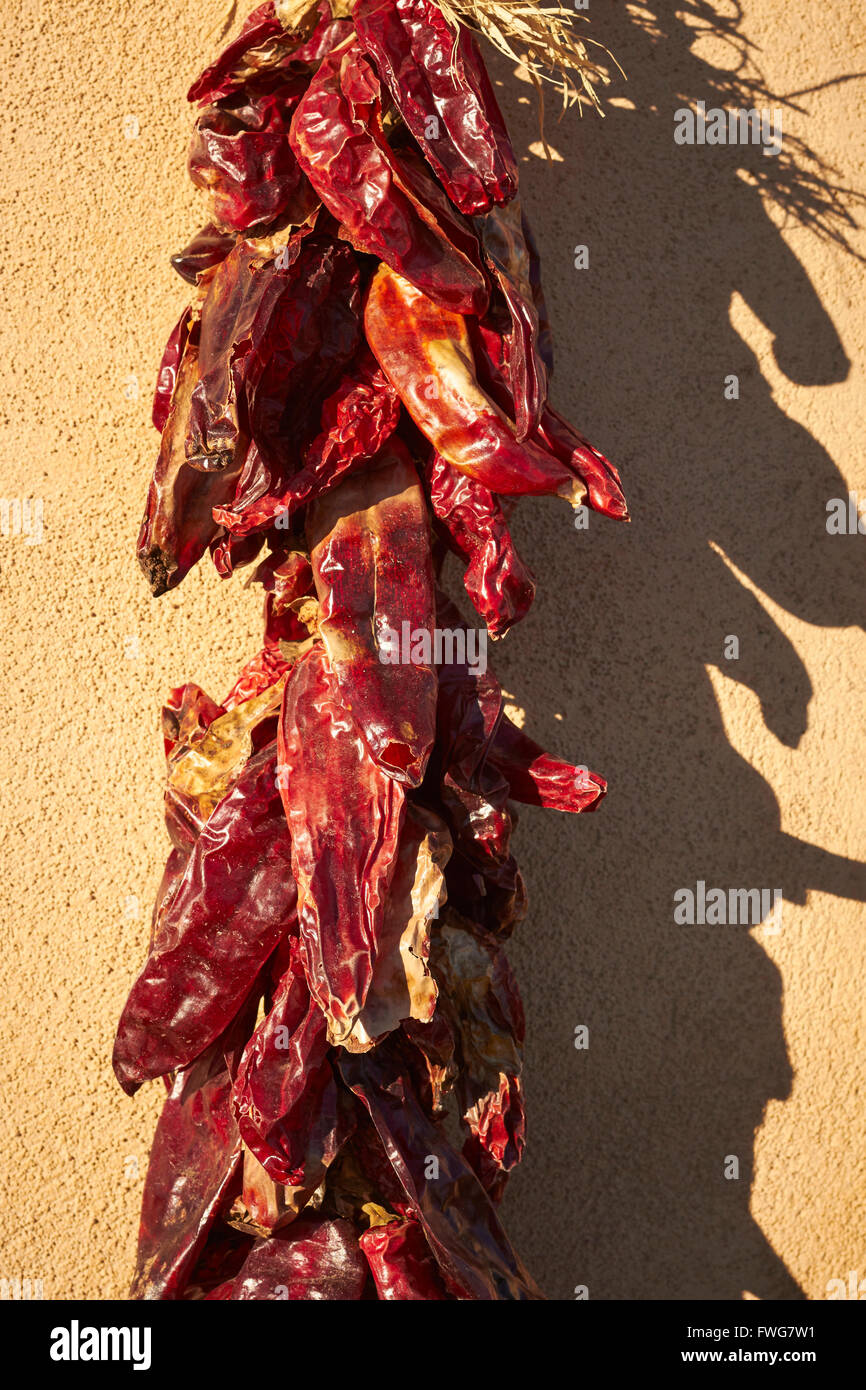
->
[427,451,536,637]
[364,263,587,504]
[359,1217,451,1299]
[289,40,489,315]
[353,0,518,215]
[277,643,406,1045]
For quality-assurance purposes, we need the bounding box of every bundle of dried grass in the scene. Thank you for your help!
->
[436,0,621,114]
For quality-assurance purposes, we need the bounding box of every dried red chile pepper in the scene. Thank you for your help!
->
[188,3,289,105]
[431,911,526,1203]
[188,75,318,233]
[277,643,406,1045]
[231,937,354,1194]
[289,39,489,315]
[187,1,348,107]
[113,742,297,1094]
[152,306,193,433]
[213,348,400,537]
[364,262,588,503]
[306,438,437,786]
[222,1216,370,1300]
[426,451,536,637]
[473,198,547,440]
[131,1070,243,1301]
[216,232,363,516]
[170,221,236,288]
[118,0,626,1302]
[353,0,518,215]
[337,1038,541,1300]
[359,1217,450,1299]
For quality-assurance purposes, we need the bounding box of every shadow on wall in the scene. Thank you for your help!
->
[484,0,866,1299]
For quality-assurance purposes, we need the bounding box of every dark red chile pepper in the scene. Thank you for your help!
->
[152,306,193,433]
[232,938,354,1191]
[185,228,308,470]
[440,777,525,938]
[159,682,227,857]
[189,76,318,234]
[170,222,237,288]
[521,207,554,376]
[187,1,338,106]
[214,350,400,538]
[337,1039,542,1300]
[209,528,266,579]
[473,198,547,440]
[461,1073,524,1203]
[432,911,525,1203]
[150,229,359,596]
[427,451,536,637]
[130,1070,243,1300]
[289,3,355,68]
[180,1225,253,1300]
[138,325,239,595]
[221,645,293,708]
[359,1217,451,1299]
[188,3,286,104]
[253,546,315,621]
[219,235,361,514]
[353,803,450,1045]
[113,743,297,1094]
[226,1217,369,1300]
[175,986,265,1108]
[162,681,226,763]
[353,0,518,215]
[431,598,524,931]
[401,1010,458,1120]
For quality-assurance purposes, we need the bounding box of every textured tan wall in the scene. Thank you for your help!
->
[1,0,863,1300]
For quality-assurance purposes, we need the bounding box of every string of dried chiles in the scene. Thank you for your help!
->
[114,0,628,1300]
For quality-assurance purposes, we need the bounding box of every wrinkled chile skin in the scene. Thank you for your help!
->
[113,744,297,1094]
[353,0,518,215]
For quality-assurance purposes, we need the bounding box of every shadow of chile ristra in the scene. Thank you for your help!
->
[480,1,866,1300]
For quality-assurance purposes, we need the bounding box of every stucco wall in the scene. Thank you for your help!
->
[1,0,863,1300]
